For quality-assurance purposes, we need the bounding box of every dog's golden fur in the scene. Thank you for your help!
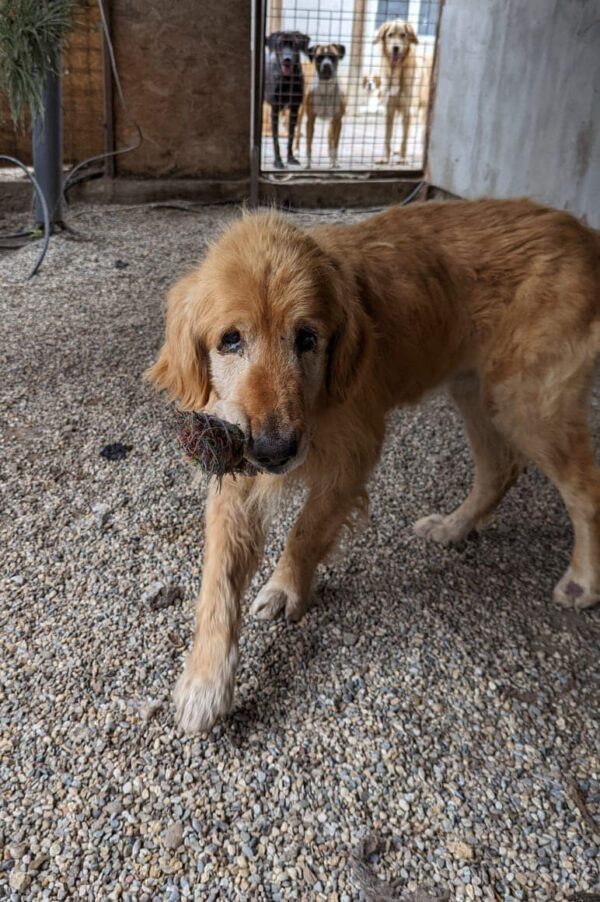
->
[148,198,600,733]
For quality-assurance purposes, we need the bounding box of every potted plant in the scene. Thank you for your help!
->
[0,0,75,226]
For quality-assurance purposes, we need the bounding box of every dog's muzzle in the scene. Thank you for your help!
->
[319,60,334,80]
[280,53,293,76]
[247,429,299,474]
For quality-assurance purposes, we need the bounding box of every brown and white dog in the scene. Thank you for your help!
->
[373,18,427,164]
[295,43,346,168]
[148,199,600,734]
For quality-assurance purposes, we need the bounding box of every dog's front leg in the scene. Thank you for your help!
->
[271,108,284,169]
[174,476,266,734]
[306,112,315,168]
[287,106,301,166]
[251,480,365,622]
[377,101,394,164]
[399,107,412,161]
[328,114,343,168]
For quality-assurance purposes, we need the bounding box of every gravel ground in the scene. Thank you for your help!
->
[1,202,599,902]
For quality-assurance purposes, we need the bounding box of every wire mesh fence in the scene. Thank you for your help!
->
[261,0,438,175]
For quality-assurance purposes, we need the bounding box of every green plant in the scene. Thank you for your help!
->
[0,0,75,130]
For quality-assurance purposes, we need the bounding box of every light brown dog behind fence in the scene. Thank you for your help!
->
[148,198,600,734]
[373,18,431,164]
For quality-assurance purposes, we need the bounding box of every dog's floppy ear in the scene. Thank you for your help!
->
[266,31,282,51]
[298,33,311,54]
[145,272,210,411]
[335,44,346,60]
[307,44,317,62]
[326,278,373,405]
[373,22,389,45]
[407,23,419,44]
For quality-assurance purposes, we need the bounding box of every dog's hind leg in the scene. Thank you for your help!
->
[414,371,524,544]
[490,363,600,610]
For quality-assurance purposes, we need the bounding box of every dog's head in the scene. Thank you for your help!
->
[307,43,345,81]
[362,72,383,93]
[147,213,371,476]
[267,31,310,77]
[373,19,418,68]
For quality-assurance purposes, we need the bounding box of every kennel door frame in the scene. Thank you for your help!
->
[250,0,267,206]
[251,0,441,189]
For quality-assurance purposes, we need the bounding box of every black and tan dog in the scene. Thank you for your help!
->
[264,31,310,169]
[295,43,346,168]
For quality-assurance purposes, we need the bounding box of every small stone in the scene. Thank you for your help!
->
[8,844,27,860]
[105,801,123,816]
[29,853,49,874]
[448,840,474,861]
[141,581,182,610]
[130,698,162,723]
[9,870,31,893]
[161,823,184,851]
[342,632,358,647]
[91,502,111,528]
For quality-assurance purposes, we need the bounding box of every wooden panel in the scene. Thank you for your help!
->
[111,0,251,178]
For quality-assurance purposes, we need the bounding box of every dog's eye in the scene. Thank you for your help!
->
[219,330,242,352]
[295,328,317,354]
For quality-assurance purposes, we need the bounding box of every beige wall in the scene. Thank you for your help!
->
[112,0,251,178]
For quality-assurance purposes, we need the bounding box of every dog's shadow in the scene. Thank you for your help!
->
[227,496,600,749]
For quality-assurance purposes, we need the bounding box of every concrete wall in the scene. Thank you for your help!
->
[428,0,600,226]
[111,1,250,179]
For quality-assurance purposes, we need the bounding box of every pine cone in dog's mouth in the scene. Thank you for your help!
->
[177,412,257,481]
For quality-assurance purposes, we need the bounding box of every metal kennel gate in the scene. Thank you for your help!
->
[251,0,440,201]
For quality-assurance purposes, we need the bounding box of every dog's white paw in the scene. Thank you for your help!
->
[413,512,470,545]
[173,648,238,734]
[250,581,306,622]
[553,568,600,610]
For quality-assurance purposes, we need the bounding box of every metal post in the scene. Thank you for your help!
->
[347,0,366,114]
[32,64,63,227]
[250,0,266,207]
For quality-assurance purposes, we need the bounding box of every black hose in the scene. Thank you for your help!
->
[0,155,50,278]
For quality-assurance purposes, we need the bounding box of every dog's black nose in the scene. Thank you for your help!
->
[251,431,299,471]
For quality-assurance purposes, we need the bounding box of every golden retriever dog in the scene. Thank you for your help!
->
[373,19,429,163]
[148,198,600,734]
